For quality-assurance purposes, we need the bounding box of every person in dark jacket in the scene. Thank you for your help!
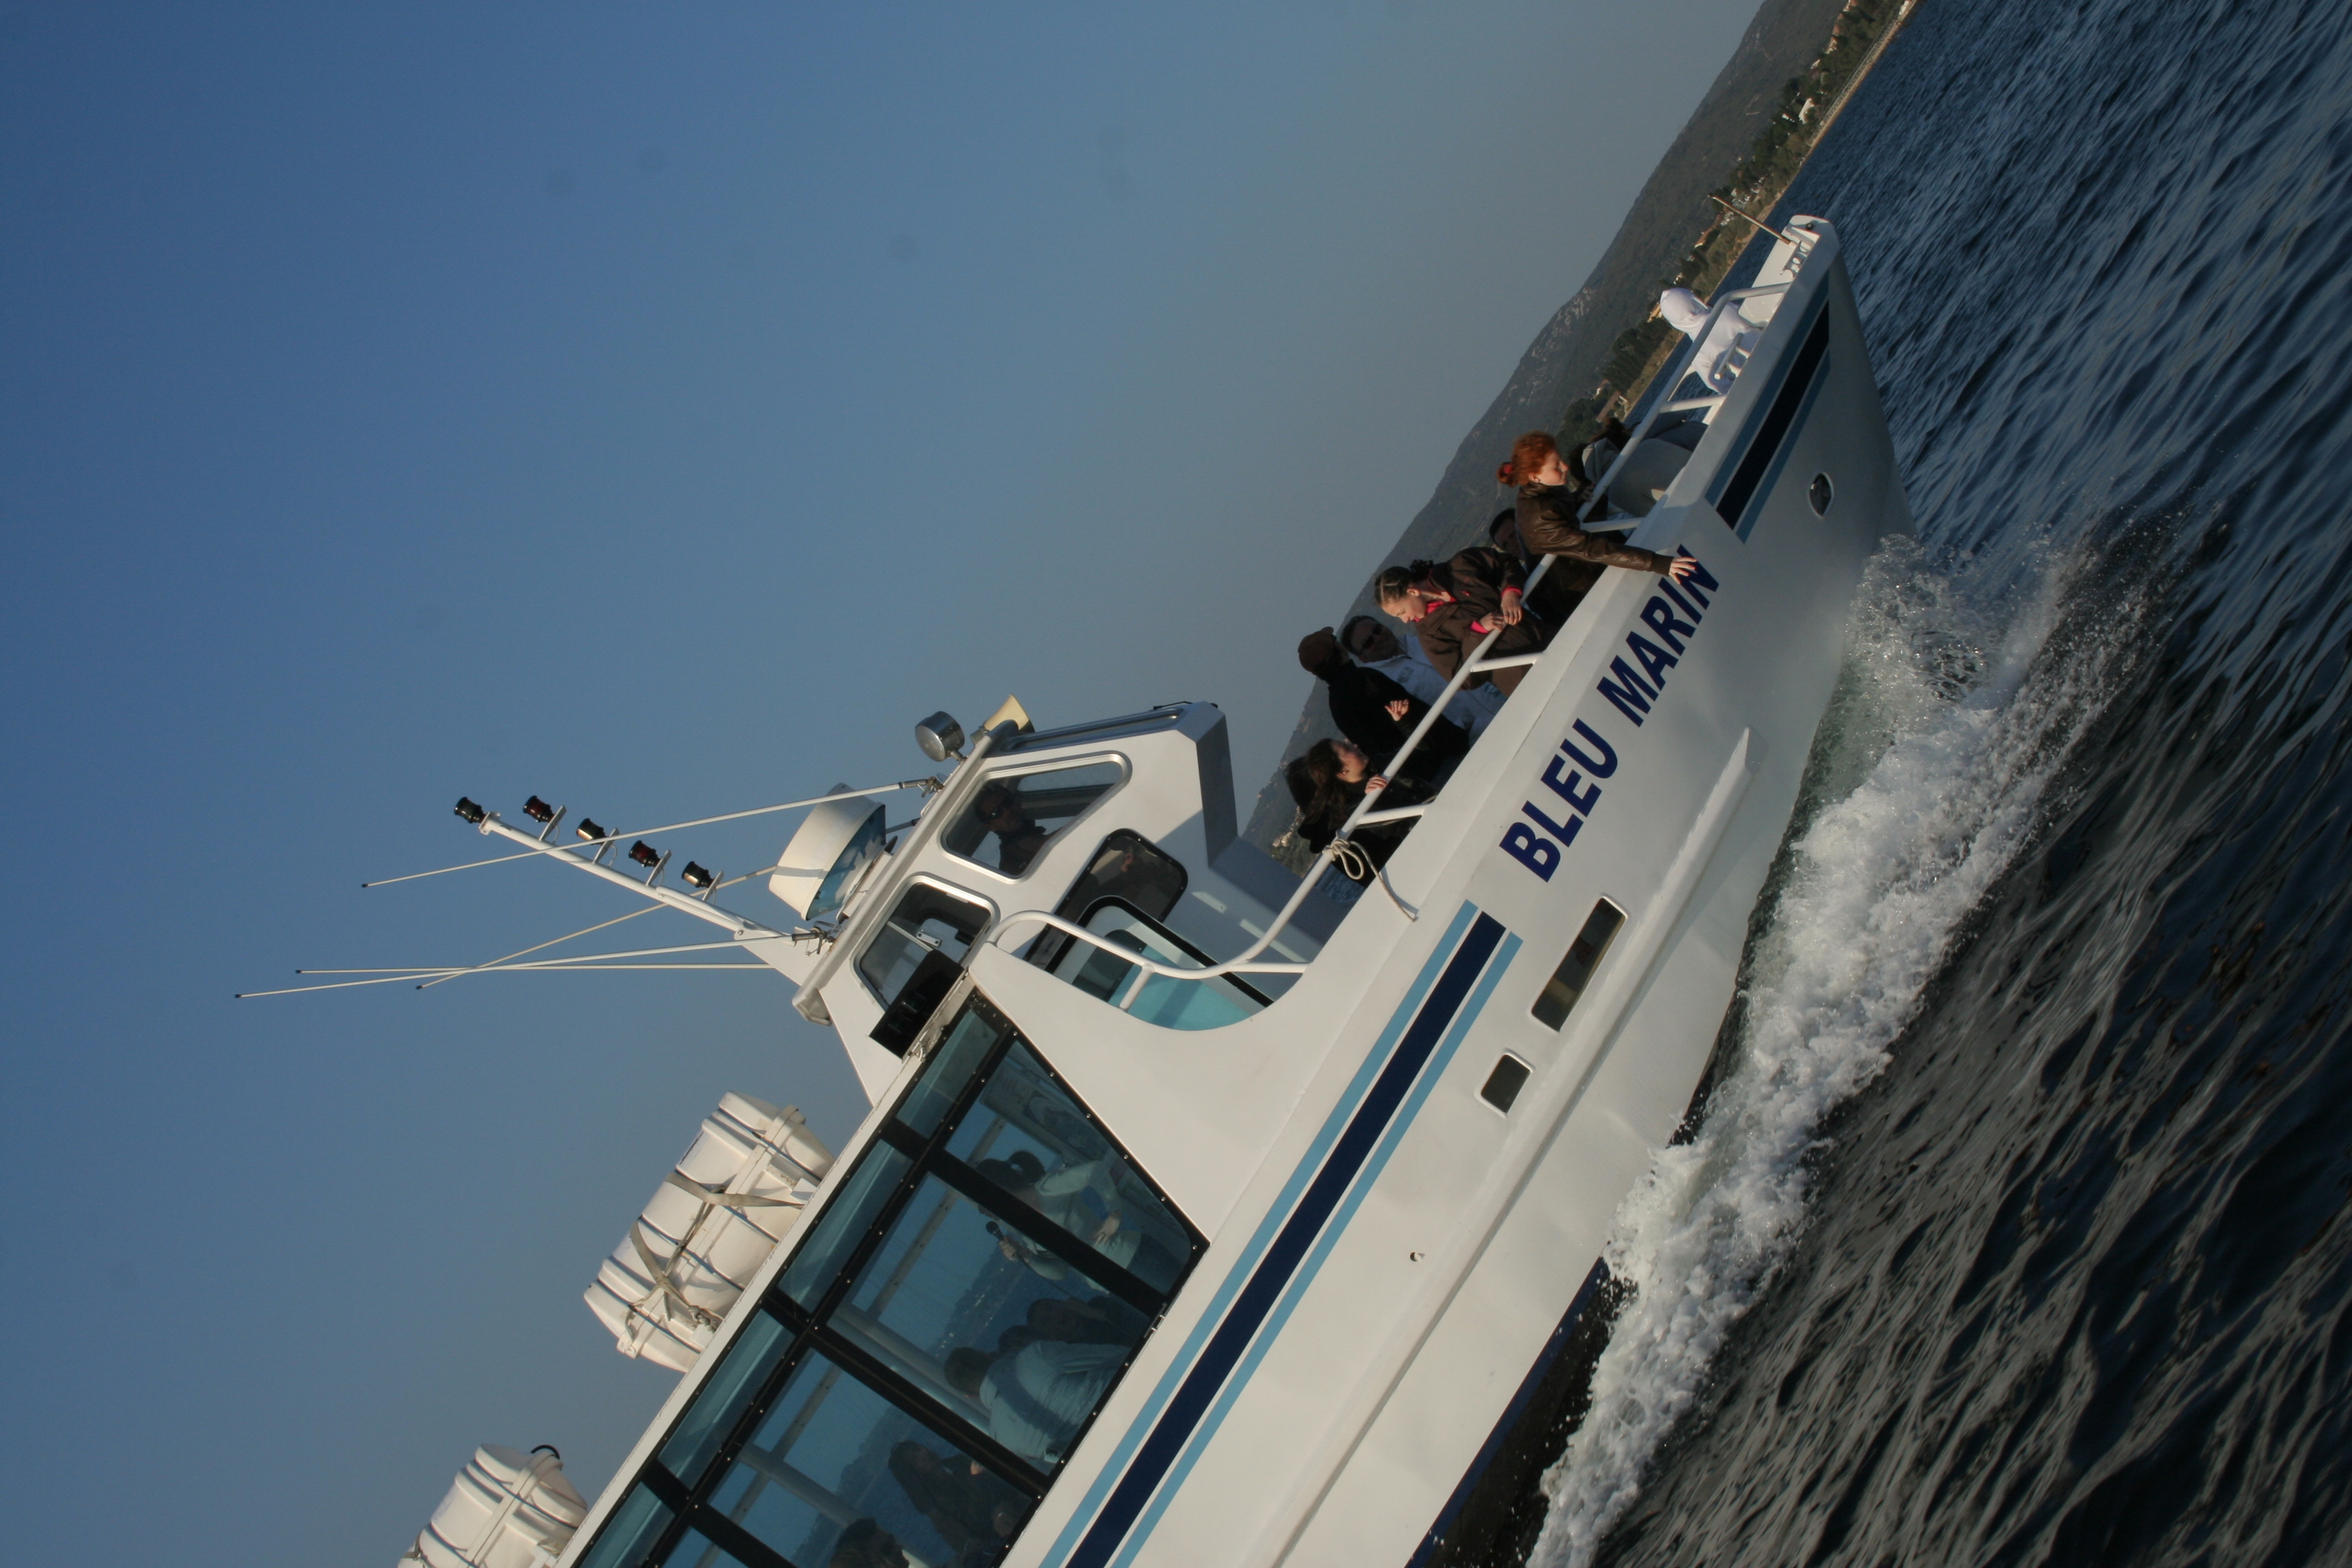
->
[1295,627,1469,774]
[1488,508,1592,629]
[1284,738,1433,883]
[1499,429,1698,583]
[1373,546,1548,696]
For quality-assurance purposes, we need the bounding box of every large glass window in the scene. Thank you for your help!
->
[572,997,1198,1568]
[940,762,1122,878]
[703,1351,1027,1568]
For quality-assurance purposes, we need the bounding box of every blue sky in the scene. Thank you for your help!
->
[2,4,1774,1560]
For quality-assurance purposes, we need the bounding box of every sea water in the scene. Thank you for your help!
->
[1524,0,2352,1562]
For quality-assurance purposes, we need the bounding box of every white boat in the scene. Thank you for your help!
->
[388,216,1907,1568]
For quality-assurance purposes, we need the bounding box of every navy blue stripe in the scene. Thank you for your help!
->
[1064,913,1509,1568]
[1405,1257,1613,1567]
[1714,301,1831,532]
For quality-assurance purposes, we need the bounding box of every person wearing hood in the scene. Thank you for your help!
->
[1499,431,1697,581]
[1341,615,1507,737]
[1373,545,1548,696]
[1295,627,1469,774]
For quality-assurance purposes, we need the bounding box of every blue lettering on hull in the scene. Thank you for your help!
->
[1501,553,1718,881]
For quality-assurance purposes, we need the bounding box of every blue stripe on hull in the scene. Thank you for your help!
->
[1047,905,1512,1568]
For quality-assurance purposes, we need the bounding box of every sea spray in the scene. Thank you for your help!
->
[1530,537,2144,1567]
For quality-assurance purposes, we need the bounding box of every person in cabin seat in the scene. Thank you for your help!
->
[974,1150,1183,1286]
[1294,627,1469,774]
[887,1443,1017,1561]
[945,1341,1125,1467]
[1502,430,1701,578]
[970,781,1051,875]
[1341,615,1507,737]
[1488,508,1594,629]
[826,1519,910,1568]
[1373,546,1548,696]
[1284,738,1433,883]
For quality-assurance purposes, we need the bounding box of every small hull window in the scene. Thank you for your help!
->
[1532,900,1627,1030]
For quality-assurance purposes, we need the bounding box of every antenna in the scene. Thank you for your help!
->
[360,779,941,889]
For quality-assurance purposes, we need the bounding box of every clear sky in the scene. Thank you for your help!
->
[2,4,1774,1561]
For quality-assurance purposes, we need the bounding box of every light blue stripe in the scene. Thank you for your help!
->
[1041,902,1482,1565]
[1103,932,1520,1568]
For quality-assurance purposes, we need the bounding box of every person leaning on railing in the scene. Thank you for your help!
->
[1285,738,1433,884]
[1501,429,1699,585]
[1373,545,1549,697]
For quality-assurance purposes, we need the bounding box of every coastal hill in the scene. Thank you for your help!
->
[1242,0,1859,853]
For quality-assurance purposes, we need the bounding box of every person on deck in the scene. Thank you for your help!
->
[1373,546,1548,697]
[1500,430,1699,583]
[1284,738,1433,883]
[1295,627,1469,775]
[1488,508,1591,628]
[1341,615,1507,737]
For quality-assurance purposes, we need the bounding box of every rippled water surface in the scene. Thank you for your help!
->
[1524,1,2352,1563]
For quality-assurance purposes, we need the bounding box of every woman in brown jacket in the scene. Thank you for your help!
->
[1373,546,1548,697]
[1499,429,1699,585]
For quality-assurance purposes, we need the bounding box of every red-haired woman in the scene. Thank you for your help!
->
[1499,429,1697,584]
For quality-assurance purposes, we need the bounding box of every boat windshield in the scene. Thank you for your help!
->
[572,997,1198,1568]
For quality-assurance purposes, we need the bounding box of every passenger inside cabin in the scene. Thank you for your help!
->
[1295,627,1469,775]
[970,781,1052,875]
[1285,738,1432,883]
[827,1519,910,1568]
[975,1149,1186,1290]
[1373,546,1548,696]
[887,1442,1019,1563]
[945,1341,1126,1467]
[1488,508,1593,629]
[1341,615,1506,737]
[1502,430,1699,581]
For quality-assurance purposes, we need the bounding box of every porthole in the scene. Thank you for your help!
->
[1809,472,1834,516]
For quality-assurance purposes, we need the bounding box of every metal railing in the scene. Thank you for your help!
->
[990,229,1818,1012]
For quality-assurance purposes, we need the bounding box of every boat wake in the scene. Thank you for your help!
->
[1529,534,2145,1567]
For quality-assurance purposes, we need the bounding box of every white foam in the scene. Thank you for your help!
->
[1531,536,2137,1566]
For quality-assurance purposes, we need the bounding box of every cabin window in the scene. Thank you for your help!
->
[1046,900,1269,1031]
[574,996,1199,1568]
[940,760,1123,878]
[855,881,992,1023]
